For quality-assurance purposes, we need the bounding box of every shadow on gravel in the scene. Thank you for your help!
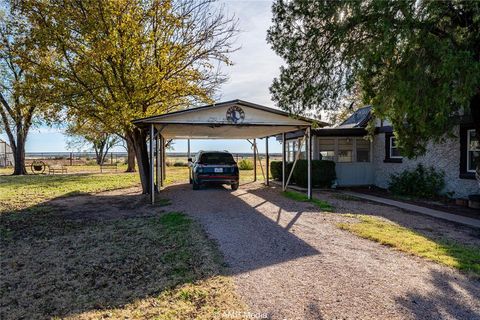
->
[395,270,480,319]
[163,183,320,275]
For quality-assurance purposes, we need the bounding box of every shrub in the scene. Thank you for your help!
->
[238,159,254,170]
[270,160,336,188]
[270,161,282,180]
[270,161,293,180]
[292,160,336,188]
[173,161,188,167]
[388,164,445,198]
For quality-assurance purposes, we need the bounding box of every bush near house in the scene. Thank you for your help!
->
[293,160,336,188]
[270,161,282,179]
[270,160,336,188]
[238,159,254,170]
[388,164,445,198]
[270,161,292,180]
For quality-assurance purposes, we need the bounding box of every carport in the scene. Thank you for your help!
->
[132,100,323,203]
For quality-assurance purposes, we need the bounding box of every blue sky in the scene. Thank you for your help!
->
[1,0,285,154]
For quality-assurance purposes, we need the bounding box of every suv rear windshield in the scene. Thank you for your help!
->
[199,152,235,165]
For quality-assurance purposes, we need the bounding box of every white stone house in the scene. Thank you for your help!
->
[283,106,479,199]
[0,139,14,167]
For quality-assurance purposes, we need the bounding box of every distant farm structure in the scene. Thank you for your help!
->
[0,139,14,167]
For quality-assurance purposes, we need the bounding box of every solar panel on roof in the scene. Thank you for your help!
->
[338,106,371,128]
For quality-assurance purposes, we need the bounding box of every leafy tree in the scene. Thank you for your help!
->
[268,1,480,167]
[0,8,51,175]
[19,0,237,192]
[66,119,121,165]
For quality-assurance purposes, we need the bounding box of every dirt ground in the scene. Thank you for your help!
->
[0,186,244,319]
[164,182,480,320]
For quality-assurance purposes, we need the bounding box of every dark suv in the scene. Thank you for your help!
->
[190,151,239,190]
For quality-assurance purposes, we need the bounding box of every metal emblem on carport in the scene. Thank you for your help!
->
[226,105,245,124]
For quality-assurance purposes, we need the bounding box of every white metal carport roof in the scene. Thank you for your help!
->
[132,100,326,138]
[133,99,327,203]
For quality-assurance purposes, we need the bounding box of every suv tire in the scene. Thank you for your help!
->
[193,181,200,190]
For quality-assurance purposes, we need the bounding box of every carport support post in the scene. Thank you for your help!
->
[158,135,164,187]
[149,124,155,204]
[162,137,166,184]
[282,132,286,191]
[265,137,269,186]
[187,139,191,182]
[253,138,257,182]
[156,131,160,190]
[307,126,312,200]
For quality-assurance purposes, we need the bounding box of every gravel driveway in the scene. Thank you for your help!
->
[164,182,480,320]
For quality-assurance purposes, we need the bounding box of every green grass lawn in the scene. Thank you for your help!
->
[283,190,334,211]
[338,215,480,276]
[0,172,140,212]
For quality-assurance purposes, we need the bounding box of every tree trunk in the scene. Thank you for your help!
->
[13,131,27,175]
[125,137,136,172]
[127,128,150,193]
[94,147,102,165]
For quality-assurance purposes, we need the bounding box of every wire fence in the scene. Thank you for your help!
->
[0,151,283,168]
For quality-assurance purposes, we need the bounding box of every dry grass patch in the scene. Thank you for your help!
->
[164,165,269,185]
[338,215,480,276]
[1,210,244,319]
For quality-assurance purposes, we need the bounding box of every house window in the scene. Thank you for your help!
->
[287,141,295,162]
[467,129,479,172]
[320,151,335,161]
[356,138,370,162]
[338,138,353,162]
[318,138,335,161]
[287,139,305,162]
[389,136,402,158]
[298,140,306,160]
[384,133,402,163]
